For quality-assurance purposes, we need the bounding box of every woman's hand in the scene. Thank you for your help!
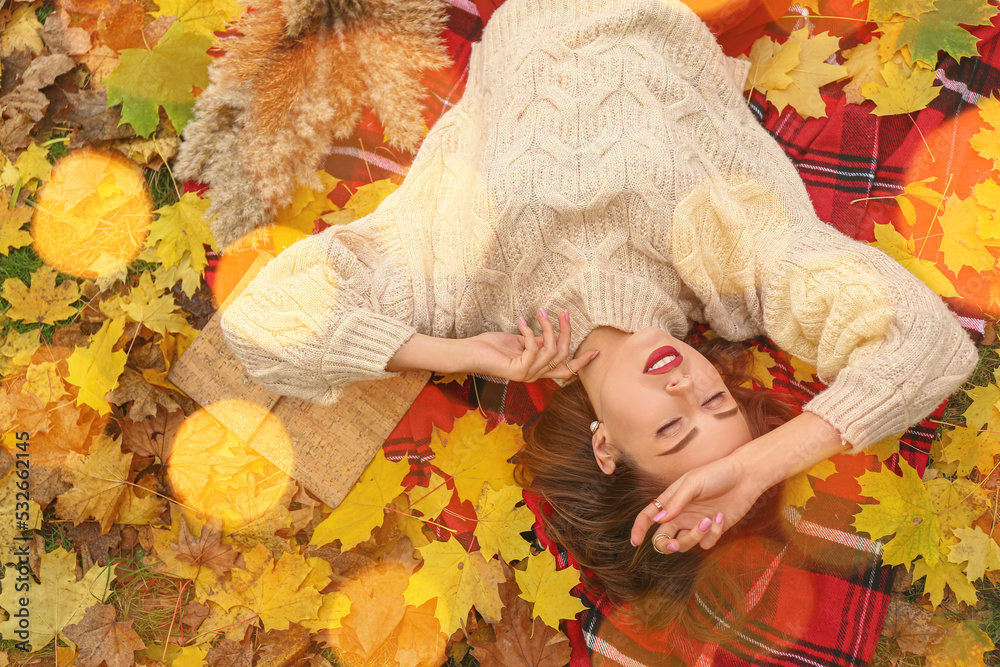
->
[631,411,849,554]
[466,309,599,383]
[631,451,768,554]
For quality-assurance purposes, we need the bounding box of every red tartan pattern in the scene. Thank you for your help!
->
[187,1,1000,664]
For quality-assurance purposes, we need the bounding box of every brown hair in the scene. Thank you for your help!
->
[513,336,799,641]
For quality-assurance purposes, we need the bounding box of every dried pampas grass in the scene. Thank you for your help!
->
[173,0,451,252]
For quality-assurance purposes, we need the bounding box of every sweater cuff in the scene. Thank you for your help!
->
[801,367,913,454]
[321,310,419,388]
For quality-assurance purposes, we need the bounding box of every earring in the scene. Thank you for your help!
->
[590,420,600,434]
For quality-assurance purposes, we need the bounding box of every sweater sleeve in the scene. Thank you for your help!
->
[671,175,979,453]
[219,224,418,407]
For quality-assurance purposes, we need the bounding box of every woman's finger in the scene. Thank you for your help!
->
[515,317,539,376]
[565,349,600,376]
[555,310,571,360]
[673,516,715,553]
[697,513,726,551]
[630,478,686,547]
[530,308,558,376]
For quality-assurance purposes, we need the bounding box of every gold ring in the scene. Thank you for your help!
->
[652,499,664,512]
[566,361,579,376]
[547,360,559,371]
[652,533,671,555]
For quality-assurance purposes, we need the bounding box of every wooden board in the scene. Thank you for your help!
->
[167,251,430,509]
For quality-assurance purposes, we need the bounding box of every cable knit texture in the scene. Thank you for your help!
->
[220,0,978,453]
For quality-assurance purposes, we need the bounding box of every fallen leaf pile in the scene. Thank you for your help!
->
[0,0,999,665]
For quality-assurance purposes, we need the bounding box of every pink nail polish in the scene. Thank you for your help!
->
[653,510,667,522]
[540,307,548,318]
[666,543,678,553]
[715,512,724,525]
[520,317,527,327]
[698,517,711,532]
[563,309,569,318]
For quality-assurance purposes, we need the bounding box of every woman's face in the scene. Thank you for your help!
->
[579,326,753,487]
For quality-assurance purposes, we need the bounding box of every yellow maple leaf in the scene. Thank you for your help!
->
[789,355,817,383]
[403,537,505,635]
[152,252,203,299]
[912,547,978,608]
[65,316,128,416]
[894,177,943,227]
[0,547,116,652]
[868,434,902,462]
[150,0,245,39]
[842,40,884,104]
[741,36,801,93]
[54,434,168,534]
[925,619,995,666]
[964,367,1000,435]
[935,194,997,274]
[14,142,51,192]
[432,372,468,385]
[474,483,535,562]
[853,459,941,568]
[396,599,448,667]
[310,449,409,550]
[321,544,417,658]
[408,472,454,520]
[782,458,838,508]
[300,591,352,632]
[947,526,1000,582]
[430,410,525,504]
[926,477,989,534]
[2,264,80,324]
[345,180,401,219]
[765,29,848,119]
[0,194,32,256]
[147,192,218,274]
[515,549,586,629]
[748,347,777,389]
[115,271,189,337]
[171,645,208,667]
[970,94,1000,169]
[871,223,958,297]
[0,329,41,375]
[21,360,68,404]
[973,178,1000,243]
[861,60,941,116]
[217,543,326,631]
[934,426,1000,477]
[271,171,341,254]
[0,4,44,58]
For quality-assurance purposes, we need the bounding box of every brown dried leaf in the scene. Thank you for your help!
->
[254,623,312,667]
[62,522,121,567]
[881,596,945,655]
[105,366,180,422]
[171,515,239,576]
[62,603,147,667]
[40,8,91,55]
[468,573,572,667]
[119,403,185,461]
[55,88,135,146]
[204,637,255,667]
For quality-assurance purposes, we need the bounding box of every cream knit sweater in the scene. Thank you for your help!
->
[219,0,978,453]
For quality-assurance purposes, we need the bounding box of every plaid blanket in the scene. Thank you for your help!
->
[191,1,1000,664]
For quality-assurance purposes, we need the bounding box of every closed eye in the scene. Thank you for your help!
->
[656,391,729,437]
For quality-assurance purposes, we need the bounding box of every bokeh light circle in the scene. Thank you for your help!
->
[32,147,152,281]
[164,400,294,531]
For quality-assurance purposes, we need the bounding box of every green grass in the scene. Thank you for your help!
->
[146,165,181,210]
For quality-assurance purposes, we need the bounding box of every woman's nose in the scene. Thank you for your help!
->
[663,374,692,393]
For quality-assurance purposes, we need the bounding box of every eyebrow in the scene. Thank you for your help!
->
[657,405,741,456]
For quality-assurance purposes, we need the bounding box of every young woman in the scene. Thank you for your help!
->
[218,0,977,598]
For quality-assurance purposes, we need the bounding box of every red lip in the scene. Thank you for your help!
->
[644,346,682,374]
